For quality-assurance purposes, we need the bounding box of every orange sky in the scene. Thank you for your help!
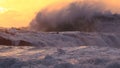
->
[0,0,120,28]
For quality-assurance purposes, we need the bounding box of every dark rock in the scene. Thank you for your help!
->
[17,40,32,46]
[0,36,32,46]
[0,36,12,45]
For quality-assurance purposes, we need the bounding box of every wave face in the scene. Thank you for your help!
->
[29,1,120,32]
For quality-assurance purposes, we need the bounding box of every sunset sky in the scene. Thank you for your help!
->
[0,0,120,28]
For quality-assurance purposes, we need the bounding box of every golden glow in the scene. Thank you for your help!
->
[104,0,120,13]
[0,0,120,28]
[0,7,7,13]
[0,0,73,28]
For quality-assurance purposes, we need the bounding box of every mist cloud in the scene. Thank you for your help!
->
[29,1,113,32]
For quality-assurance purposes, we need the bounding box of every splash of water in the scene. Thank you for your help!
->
[29,1,114,32]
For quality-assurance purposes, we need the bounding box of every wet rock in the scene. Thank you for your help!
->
[0,36,12,45]
[17,40,32,46]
